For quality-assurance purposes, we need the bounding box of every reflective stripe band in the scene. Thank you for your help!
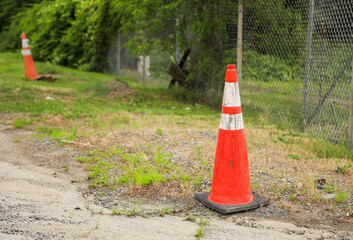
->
[219,113,244,130]
[21,49,32,56]
[222,82,241,107]
[222,106,242,115]
[22,39,29,48]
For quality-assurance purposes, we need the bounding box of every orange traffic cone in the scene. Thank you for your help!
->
[195,64,269,214]
[21,33,40,80]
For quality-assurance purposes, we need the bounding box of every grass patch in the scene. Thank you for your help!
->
[335,192,348,203]
[1,52,352,226]
[13,118,33,129]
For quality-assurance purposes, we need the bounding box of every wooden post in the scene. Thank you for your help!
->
[236,0,243,88]
[348,61,353,150]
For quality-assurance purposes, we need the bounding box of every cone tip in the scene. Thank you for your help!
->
[227,64,236,70]
[21,33,26,39]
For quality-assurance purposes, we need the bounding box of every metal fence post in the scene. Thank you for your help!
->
[142,28,147,83]
[303,0,315,128]
[348,61,353,150]
[237,0,243,88]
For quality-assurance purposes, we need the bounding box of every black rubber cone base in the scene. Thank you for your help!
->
[194,192,269,214]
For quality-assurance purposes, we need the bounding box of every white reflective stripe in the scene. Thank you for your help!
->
[22,39,29,48]
[222,82,241,107]
[219,113,244,130]
[21,49,32,56]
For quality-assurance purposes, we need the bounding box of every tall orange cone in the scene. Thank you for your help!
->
[21,33,39,80]
[195,64,269,214]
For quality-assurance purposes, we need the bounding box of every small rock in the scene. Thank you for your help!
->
[46,96,54,100]
[322,194,336,200]
[195,103,204,108]
[317,184,324,190]
[316,179,326,185]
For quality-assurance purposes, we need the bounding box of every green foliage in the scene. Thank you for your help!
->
[1,0,119,71]
[244,0,306,58]
[0,0,308,100]
[242,51,303,82]
[0,0,45,51]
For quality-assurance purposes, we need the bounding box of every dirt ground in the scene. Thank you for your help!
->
[0,124,352,240]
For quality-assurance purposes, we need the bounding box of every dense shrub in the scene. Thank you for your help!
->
[0,0,119,72]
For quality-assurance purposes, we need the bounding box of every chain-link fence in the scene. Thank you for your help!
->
[233,0,353,145]
[107,0,353,146]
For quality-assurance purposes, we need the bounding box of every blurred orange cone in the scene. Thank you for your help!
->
[21,33,39,80]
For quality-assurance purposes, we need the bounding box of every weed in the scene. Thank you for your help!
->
[124,205,144,217]
[87,156,114,188]
[110,208,122,215]
[117,146,173,187]
[110,116,130,126]
[13,139,21,143]
[155,128,163,136]
[95,221,99,229]
[251,182,260,190]
[13,118,33,129]
[306,137,353,160]
[335,192,347,203]
[159,207,172,217]
[63,165,69,172]
[287,153,300,160]
[325,184,334,193]
[344,205,353,216]
[287,203,292,211]
[288,193,297,202]
[182,215,196,222]
[335,164,352,174]
[195,215,210,239]
[76,156,93,163]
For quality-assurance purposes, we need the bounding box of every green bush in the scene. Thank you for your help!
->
[242,51,303,82]
[0,0,119,72]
